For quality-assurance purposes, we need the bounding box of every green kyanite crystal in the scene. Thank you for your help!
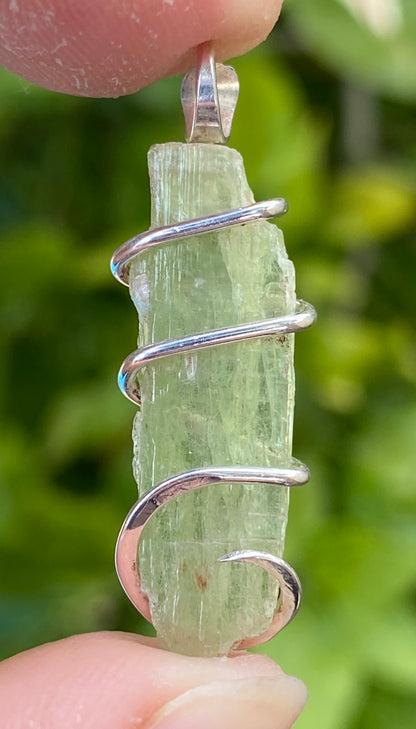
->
[129,142,296,656]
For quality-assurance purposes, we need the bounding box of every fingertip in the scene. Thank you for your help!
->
[0,0,283,97]
[143,675,308,729]
[0,632,294,728]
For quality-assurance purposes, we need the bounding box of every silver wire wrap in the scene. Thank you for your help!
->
[111,199,317,650]
[181,40,239,143]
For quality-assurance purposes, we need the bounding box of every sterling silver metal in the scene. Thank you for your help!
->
[111,198,288,287]
[112,42,317,651]
[118,299,315,406]
[181,41,239,143]
[112,194,316,647]
[116,468,306,650]
[218,551,302,648]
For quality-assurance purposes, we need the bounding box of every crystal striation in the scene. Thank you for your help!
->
[129,142,296,656]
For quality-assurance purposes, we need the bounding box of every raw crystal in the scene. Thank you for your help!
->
[129,143,296,656]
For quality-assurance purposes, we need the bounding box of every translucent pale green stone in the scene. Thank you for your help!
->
[129,143,296,656]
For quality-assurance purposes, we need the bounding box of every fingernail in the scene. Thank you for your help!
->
[143,675,308,729]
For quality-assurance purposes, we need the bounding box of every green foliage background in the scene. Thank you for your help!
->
[0,1,415,727]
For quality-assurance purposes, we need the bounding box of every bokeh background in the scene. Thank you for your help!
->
[0,0,415,727]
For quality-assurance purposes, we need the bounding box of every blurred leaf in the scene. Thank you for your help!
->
[348,401,416,518]
[231,53,327,238]
[304,519,414,607]
[43,379,133,467]
[0,224,75,331]
[327,166,416,246]
[0,427,119,588]
[296,257,366,309]
[351,679,416,729]
[364,608,416,693]
[306,316,384,412]
[286,0,416,101]
[385,320,416,384]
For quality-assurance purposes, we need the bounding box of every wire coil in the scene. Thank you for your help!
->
[112,198,316,650]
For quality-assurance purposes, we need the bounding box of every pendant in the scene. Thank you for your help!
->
[111,43,316,657]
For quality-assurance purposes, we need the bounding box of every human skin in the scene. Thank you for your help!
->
[0,2,308,727]
[0,0,283,97]
[0,632,307,729]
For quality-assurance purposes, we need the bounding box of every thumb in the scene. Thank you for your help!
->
[143,676,306,729]
[0,631,307,729]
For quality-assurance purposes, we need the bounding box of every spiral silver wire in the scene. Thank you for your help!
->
[112,198,317,650]
[112,42,316,651]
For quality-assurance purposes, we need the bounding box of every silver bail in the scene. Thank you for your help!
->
[181,41,239,144]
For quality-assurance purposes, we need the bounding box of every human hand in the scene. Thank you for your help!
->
[0,0,283,97]
[0,632,306,728]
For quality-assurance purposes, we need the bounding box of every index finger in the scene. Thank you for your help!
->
[0,0,283,97]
